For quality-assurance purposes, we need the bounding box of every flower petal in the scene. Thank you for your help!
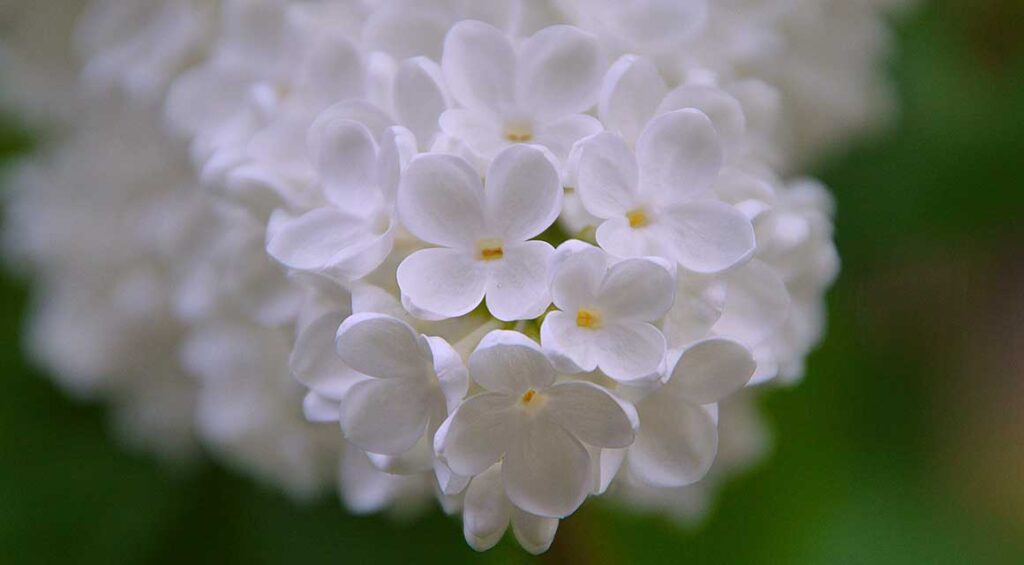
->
[540,310,598,373]
[659,200,755,274]
[503,420,591,518]
[469,330,557,393]
[636,109,723,205]
[393,56,450,147]
[548,240,606,312]
[291,311,367,400]
[594,216,658,258]
[713,259,790,346]
[485,240,555,321]
[397,153,486,248]
[435,392,517,476]
[531,113,604,162]
[266,207,368,272]
[667,338,755,404]
[462,464,511,552]
[517,25,602,121]
[594,321,666,382]
[598,54,667,143]
[396,247,488,319]
[484,145,562,242]
[438,108,509,161]
[576,132,641,219]
[511,509,559,555]
[598,257,675,322]
[339,377,430,455]
[426,335,469,413]
[303,391,340,423]
[629,396,718,488]
[545,381,638,448]
[307,117,379,211]
[442,20,516,116]
[657,85,746,156]
[335,313,430,381]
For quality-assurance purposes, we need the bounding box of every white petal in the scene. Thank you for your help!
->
[335,313,430,381]
[594,321,666,382]
[540,311,598,373]
[594,216,657,259]
[667,338,755,404]
[165,64,252,138]
[393,57,450,147]
[657,85,746,156]
[598,257,675,322]
[366,433,434,475]
[660,200,755,274]
[485,241,555,321]
[503,420,591,518]
[438,108,510,161]
[426,335,469,413]
[303,391,340,423]
[545,381,638,448]
[532,114,604,162]
[511,509,559,555]
[266,208,367,272]
[598,55,667,143]
[307,117,379,211]
[340,377,430,455]
[714,259,790,346]
[435,392,517,476]
[376,126,417,204]
[548,240,605,312]
[593,447,627,495]
[397,153,486,248]
[484,144,562,241]
[361,6,449,60]
[469,330,557,394]
[442,20,516,116]
[295,33,365,109]
[662,275,726,348]
[636,109,723,205]
[576,132,641,219]
[396,247,488,319]
[323,225,396,282]
[462,464,511,552]
[291,311,366,400]
[314,99,395,140]
[517,25,602,121]
[629,396,718,488]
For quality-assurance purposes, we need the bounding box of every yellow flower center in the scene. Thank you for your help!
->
[521,389,537,404]
[476,238,504,261]
[627,208,649,228]
[576,308,602,329]
[504,121,533,142]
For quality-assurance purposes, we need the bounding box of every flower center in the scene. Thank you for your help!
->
[576,308,602,329]
[504,121,533,142]
[520,389,537,404]
[476,237,504,261]
[627,208,649,228]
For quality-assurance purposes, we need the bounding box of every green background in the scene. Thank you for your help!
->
[2,1,1023,562]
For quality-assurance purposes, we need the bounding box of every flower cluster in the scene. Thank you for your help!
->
[2,0,903,554]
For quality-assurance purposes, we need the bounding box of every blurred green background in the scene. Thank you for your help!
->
[2,1,1024,563]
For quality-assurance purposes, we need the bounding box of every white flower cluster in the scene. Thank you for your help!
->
[1,0,904,554]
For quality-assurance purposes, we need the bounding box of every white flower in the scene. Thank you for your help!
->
[541,240,675,382]
[627,337,754,488]
[461,463,559,554]
[439,20,604,162]
[335,313,468,467]
[267,118,416,281]
[436,330,638,518]
[396,144,562,321]
[575,109,755,274]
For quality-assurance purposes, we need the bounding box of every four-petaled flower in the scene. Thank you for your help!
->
[396,144,562,321]
[541,240,675,382]
[575,108,756,274]
[435,330,638,518]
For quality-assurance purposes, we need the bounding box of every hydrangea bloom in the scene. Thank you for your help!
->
[1,0,903,554]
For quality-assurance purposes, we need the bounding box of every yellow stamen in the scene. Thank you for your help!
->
[576,308,602,329]
[477,238,504,261]
[504,121,533,142]
[627,209,649,228]
[521,389,537,404]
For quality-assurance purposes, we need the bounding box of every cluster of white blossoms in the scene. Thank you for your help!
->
[2,0,906,553]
